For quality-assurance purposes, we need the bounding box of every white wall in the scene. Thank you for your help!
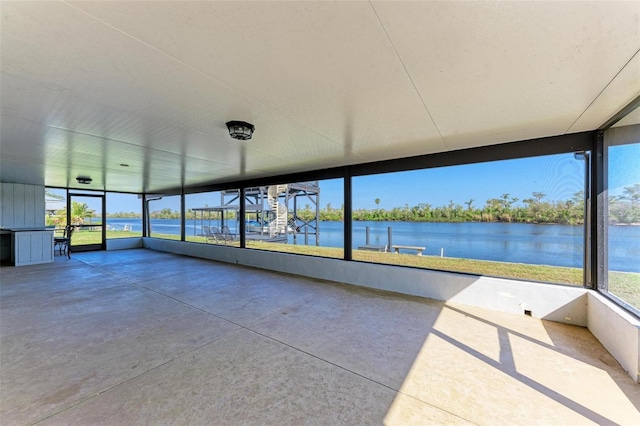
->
[106,238,143,250]
[588,292,640,383]
[143,238,588,326]
[0,183,45,228]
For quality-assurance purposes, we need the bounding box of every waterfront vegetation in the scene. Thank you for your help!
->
[48,184,639,227]
[118,184,640,225]
[129,191,589,224]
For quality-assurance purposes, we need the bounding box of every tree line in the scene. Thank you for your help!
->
[49,184,640,226]
[609,183,640,224]
[299,185,639,225]
[355,191,586,224]
[295,191,588,225]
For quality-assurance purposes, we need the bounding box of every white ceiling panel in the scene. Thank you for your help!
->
[372,1,640,150]
[67,1,446,155]
[614,105,640,127]
[1,1,638,194]
[570,51,640,132]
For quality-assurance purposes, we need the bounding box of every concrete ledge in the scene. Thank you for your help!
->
[588,291,640,383]
[142,238,588,326]
[107,237,143,251]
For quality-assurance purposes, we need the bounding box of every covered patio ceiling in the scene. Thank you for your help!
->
[1,1,638,193]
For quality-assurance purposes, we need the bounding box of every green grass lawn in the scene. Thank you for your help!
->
[257,242,640,307]
[609,272,640,309]
[255,241,585,284]
[72,230,639,308]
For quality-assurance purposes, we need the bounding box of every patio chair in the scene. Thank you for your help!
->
[221,226,237,241]
[202,225,215,243]
[210,226,229,244]
[53,225,74,259]
[202,226,221,244]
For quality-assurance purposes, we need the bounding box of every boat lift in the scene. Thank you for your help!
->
[191,182,320,245]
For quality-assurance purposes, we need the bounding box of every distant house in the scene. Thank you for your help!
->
[45,197,65,216]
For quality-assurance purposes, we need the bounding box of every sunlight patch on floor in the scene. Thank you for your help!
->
[385,303,640,425]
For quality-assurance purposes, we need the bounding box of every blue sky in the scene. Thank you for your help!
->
[351,153,584,210]
[48,149,638,214]
[609,143,640,196]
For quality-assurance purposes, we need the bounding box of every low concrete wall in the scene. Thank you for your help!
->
[142,238,588,326]
[588,292,640,383]
[106,237,143,251]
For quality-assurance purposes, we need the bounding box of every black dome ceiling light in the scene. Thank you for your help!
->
[76,176,92,185]
[226,121,255,140]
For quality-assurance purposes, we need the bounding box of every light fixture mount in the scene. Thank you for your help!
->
[226,121,255,140]
[76,176,92,185]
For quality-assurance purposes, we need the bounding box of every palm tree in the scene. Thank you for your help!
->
[71,201,90,225]
[532,192,546,203]
[622,183,640,207]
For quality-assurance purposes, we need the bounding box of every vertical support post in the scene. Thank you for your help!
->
[344,167,352,261]
[365,226,370,245]
[593,130,606,292]
[239,187,246,248]
[315,186,320,246]
[584,152,591,287]
[142,194,148,237]
[65,188,71,229]
[575,150,591,287]
[180,188,185,242]
[101,193,106,249]
[388,227,392,252]
[293,194,298,245]
[305,226,308,245]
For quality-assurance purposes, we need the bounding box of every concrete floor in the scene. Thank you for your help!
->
[1,249,639,425]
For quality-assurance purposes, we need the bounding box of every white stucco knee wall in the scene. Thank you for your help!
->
[587,292,640,383]
[142,238,588,325]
